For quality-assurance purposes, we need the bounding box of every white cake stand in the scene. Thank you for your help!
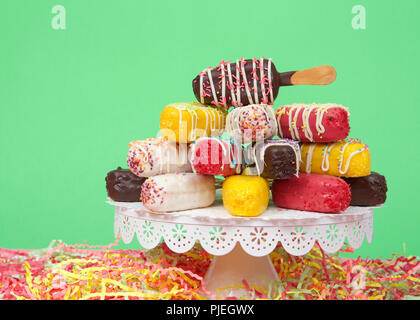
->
[108,191,377,298]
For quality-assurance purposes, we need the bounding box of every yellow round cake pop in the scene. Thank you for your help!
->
[222,175,270,217]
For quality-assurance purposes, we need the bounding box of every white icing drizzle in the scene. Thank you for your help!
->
[305,144,316,174]
[236,60,241,106]
[199,69,206,104]
[252,58,259,104]
[315,106,331,135]
[260,58,267,103]
[207,68,220,107]
[267,105,278,136]
[226,63,237,107]
[276,108,285,137]
[203,108,210,135]
[338,142,368,175]
[287,105,295,139]
[321,143,337,172]
[220,63,226,106]
[210,108,217,133]
[191,110,199,141]
[268,58,274,103]
[292,105,303,140]
[208,107,223,136]
[302,107,313,141]
[277,103,350,142]
[240,57,254,105]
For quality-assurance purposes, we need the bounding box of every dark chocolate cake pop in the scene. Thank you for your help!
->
[343,172,387,206]
[243,139,301,180]
[106,167,146,202]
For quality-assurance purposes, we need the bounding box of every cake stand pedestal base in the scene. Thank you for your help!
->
[203,244,279,299]
[109,196,376,299]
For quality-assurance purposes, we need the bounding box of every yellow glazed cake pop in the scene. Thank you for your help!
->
[300,138,370,178]
[159,102,226,143]
[222,175,270,217]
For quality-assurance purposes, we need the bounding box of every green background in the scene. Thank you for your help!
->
[0,0,419,258]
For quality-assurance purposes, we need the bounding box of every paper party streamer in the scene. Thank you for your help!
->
[0,237,419,300]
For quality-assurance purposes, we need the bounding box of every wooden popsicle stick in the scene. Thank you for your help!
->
[277,65,337,86]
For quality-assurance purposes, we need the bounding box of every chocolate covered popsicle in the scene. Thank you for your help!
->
[192,58,336,108]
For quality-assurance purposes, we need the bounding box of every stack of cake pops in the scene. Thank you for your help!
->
[106,58,387,216]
